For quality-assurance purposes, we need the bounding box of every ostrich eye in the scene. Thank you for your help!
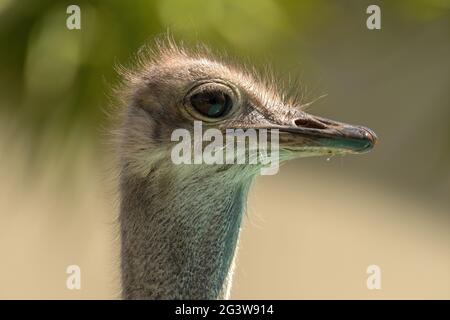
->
[190,90,232,118]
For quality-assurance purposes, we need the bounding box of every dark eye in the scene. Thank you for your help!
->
[190,90,232,118]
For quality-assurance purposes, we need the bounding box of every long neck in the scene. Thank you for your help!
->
[119,165,252,299]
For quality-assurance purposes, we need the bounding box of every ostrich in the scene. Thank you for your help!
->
[115,41,377,299]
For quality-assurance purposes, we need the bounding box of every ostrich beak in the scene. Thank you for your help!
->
[276,114,378,154]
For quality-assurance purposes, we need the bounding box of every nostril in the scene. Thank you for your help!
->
[294,118,327,129]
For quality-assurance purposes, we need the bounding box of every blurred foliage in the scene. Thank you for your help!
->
[0,0,449,194]
[0,0,448,139]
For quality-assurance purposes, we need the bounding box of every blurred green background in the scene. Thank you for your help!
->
[0,0,449,298]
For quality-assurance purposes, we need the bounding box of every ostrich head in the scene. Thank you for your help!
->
[116,40,377,299]
[117,42,376,178]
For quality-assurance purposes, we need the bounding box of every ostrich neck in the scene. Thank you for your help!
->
[119,166,252,299]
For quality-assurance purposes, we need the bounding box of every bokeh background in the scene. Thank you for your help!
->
[0,0,449,299]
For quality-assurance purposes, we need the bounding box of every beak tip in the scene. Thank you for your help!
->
[360,127,378,151]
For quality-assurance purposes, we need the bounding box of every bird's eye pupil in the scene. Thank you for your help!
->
[190,90,232,118]
[208,103,223,117]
